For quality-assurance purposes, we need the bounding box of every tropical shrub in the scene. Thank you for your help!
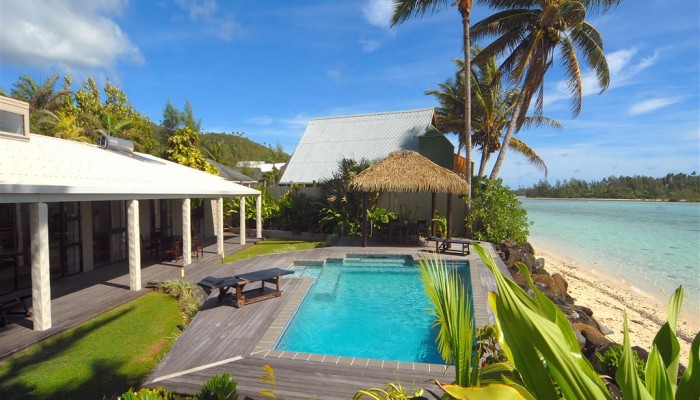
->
[594,344,645,382]
[353,382,424,399]
[616,286,699,400]
[269,185,322,233]
[194,373,238,400]
[319,158,378,236]
[225,187,278,228]
[117,387,177,399]
[156,278,204,324]
[466,178,529,244]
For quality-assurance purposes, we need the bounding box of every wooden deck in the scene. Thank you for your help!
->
[1,236,510,399]
[144,241,510,399]
[0,234,257,359]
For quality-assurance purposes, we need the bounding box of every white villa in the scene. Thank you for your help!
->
[0,96,262,331]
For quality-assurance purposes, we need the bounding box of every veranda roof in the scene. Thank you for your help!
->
[348,150,469,195]
[0,134,260,203]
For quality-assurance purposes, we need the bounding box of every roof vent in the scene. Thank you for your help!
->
[97,133,134,153]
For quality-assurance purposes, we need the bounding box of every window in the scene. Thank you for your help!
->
[0,96,30,139]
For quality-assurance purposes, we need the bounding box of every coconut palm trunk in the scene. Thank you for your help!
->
[489,92,525,179]
[459,1,473,235]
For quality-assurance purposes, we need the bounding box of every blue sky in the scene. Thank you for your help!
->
[1,0,698,187]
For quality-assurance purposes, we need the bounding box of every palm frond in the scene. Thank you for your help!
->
[571,22,610,92]
[559,36,584,116]
[391,0,451,26]
[509,137,547,176]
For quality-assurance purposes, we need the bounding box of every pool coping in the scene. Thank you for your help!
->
[249,251,494,373]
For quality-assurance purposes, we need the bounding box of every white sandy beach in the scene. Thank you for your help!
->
[530,241,699,363]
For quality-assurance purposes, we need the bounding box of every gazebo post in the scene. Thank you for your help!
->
[431,192,436,237]
[362,193,368,247]
[446,192,453,242]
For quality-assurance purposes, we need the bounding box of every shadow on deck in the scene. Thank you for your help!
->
[0,234,258,359]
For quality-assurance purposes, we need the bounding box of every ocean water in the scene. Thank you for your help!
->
[519,198,700,313]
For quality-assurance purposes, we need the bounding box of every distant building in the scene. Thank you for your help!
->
[279,108,455,185]
[0,95,262,331]
[208,159,258,187]
[235,161,286,178]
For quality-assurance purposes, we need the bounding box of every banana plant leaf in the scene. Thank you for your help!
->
[474,243,610,400]
[676,333,700,399]
[617,313,654,400]
[440,383,533,400]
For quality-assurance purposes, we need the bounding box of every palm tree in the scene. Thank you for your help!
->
[392,0,475,223]
[38,110,92,143]
[11,74,71,132]
[472,0,620,179]
[427,57,559,178]
[471,53,561,177]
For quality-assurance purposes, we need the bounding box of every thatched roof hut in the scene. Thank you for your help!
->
[348,150,469,246]
[348,150,468,194]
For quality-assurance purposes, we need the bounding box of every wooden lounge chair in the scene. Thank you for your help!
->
[427,236,472,256]
[198,268,294,308]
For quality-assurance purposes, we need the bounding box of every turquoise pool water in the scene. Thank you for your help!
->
[275,255,471,364]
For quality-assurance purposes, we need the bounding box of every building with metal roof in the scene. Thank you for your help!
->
[279,108,455,185]
[0,95,262,331]
[208,158,258,186]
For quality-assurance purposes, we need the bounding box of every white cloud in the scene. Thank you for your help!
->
[544,47,658,106]
[628,97,682,116]
[360,39,382,53]
[174,0,240,41]
[0,0,143,72]
[281,114,311,128]
[247,116,273,126]
[363,0,393,28]
[327,68,342,81]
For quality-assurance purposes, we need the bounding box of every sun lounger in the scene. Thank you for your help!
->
[198,268,294,308]
[427,236,472,256]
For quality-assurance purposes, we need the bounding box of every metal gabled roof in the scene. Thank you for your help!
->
[0,134,260,203]
[279,108,435,185]
[207,159,258,184]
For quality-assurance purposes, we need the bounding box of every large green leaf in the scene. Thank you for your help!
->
[645,344,674,400]
[440,383,532,400]
[616,313,654,400]
[474,243,610,400]
[651,286,683,389]
[419,254,475,387]
[676,332,700,399]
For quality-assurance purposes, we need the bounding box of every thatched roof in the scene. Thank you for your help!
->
[348,150,469,194]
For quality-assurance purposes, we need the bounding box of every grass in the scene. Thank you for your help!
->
[223,238,323,263]
[0,292,182,400]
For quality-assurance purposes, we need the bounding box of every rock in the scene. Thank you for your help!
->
[534,257,546,273]
[579,305,594,317]
[532,274,552,291]
[594,317,615,335]
[573,322,612,351]
[574,327,586,350]
[523,253,537,271]
[550,273,568,298]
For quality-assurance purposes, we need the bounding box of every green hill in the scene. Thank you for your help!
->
[199,132,289,168]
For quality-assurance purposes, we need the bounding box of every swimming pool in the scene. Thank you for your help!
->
[275,255,471,364]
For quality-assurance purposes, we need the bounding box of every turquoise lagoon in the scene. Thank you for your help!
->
[520,198,700,313]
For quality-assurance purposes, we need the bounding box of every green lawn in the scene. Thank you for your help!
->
[224,238,323,263]
[0,292,182,400]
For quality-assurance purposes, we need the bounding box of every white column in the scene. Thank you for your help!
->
[217,197,224,260]
[239,196,246,245]
[127,200,141,291]
[182,198,192,266]
[30,203,51,331]
[256,194,262,239]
